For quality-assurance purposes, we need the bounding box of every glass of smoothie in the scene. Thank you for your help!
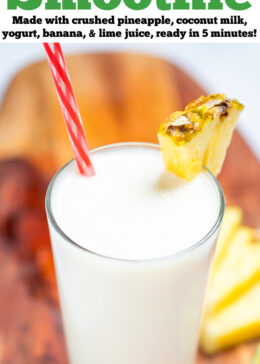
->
[46,142,225,364]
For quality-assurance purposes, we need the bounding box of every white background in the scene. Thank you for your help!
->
[0,1,260,43]
[0,43,259,160]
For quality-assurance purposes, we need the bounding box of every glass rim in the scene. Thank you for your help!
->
[45,142,225,263]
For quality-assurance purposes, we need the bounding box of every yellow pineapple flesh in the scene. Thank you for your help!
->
[158,94,244,180]
[201,207,260,354]
[206,227,260,315]
[213,206,242,269]
[200,282,260,354]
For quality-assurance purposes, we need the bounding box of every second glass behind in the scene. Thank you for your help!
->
[46,143,225,364]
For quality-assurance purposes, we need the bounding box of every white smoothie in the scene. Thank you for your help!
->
[46,143,223,364]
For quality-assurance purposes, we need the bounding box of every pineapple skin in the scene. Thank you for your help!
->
[158,94,244,180]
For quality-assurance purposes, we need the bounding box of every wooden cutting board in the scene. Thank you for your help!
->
[0,53,259,364]
[0,52,203,175]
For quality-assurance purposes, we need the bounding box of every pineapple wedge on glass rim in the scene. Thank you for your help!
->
[158,94,244,180]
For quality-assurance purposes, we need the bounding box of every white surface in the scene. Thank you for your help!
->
[0,43,259,160]
[51,145,220,260]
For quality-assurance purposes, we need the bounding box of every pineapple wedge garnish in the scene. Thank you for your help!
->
[158,94,244,180]
[200,282,260,354]
[213,206,242,269]
[206,227,260,315]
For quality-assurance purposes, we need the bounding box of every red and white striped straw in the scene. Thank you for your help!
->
[43,43,95,177]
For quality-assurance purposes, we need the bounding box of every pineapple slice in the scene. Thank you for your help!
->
[212,206,242,269]
[158,94,244,180]
[206,227,260,315]
[200,282,260,354]
[203,207,242,321]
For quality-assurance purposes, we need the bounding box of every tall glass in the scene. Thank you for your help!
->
[45,143,225,364]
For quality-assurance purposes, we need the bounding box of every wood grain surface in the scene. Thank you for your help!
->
[0,53,203,175]
[0,53,259,364]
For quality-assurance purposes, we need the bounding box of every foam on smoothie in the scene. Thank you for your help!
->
[51,145,220,260]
